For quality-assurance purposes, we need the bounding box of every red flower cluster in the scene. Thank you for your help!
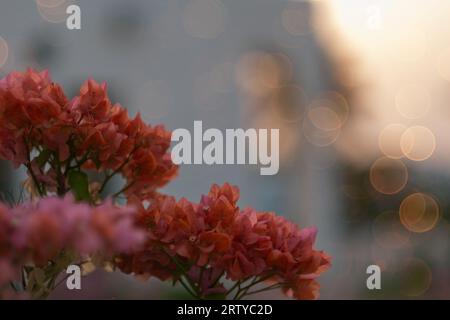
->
[0,69,67,167]
[119,183,331,299]
[68,79,177,199]
[0,69,330,300]
[0,69,177,199]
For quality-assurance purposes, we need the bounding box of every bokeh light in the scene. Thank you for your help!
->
[302,90,351,147]
[400,126,436,161]
[370,157,408,195]
[36,0,66,8]
[316,91,350,124]
[303,116,340,147]
[378,123,407,159]
[399,193,440,233]
[399,258,432,297]
[36,0,75,24]
[309,106,341,131]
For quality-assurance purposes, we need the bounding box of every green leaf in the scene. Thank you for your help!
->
[68,171,91,202]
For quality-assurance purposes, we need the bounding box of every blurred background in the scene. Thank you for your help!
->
[1,0,450,299]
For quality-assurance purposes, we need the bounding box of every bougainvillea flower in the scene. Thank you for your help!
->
[0,69,67,128]
[0,69,68,167]
[0,69,330,300]
[119,183,331,300]
[0,70,178,201]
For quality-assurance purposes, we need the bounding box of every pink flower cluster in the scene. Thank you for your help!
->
[0,196,144,297]
[0,204,21,299]
[119,183,331,299]
[0,69,177,198]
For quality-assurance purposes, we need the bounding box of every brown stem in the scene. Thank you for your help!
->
[98,149,136,194]
[23,136,44,197]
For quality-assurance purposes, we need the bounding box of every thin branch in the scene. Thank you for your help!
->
[54,273,71,289]
[23,141,44,196]
[112,181,135,198]
[178,277,197,299]
[161,248,200,298]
